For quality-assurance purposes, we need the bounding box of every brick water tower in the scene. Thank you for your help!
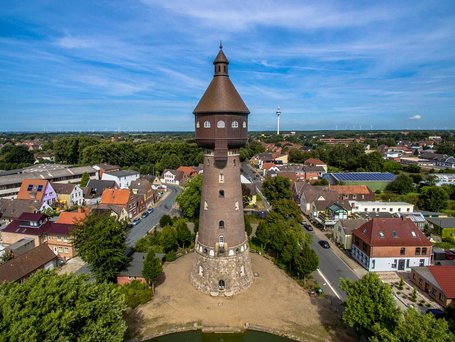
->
[190,45,253,296]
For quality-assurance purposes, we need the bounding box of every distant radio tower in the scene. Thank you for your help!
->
[276,106,281,135]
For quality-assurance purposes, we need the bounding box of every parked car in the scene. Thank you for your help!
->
[141,212,149,219]
[426,309,447,318]
[318,240,330,249]
[147,207,154,214]
[303,223,313,231]
[132,218,141,226]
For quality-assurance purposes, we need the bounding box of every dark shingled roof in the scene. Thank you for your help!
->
[193,49,249,115]
[0,244,57,283]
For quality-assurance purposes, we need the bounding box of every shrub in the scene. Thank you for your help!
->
[165,250,177,262]
[118,280,152,308]
[398,277,404,290]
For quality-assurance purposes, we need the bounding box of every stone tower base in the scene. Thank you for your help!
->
[190,249,253,296]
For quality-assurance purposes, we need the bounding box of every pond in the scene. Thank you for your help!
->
[146,330,296,342]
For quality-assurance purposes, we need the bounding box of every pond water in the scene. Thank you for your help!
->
[147,330,296,342]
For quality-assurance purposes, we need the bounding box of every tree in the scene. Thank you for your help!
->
[72,213,128,282]
[0,270,126,341]
[244,215,253,237]
[142,252,163,286]
[1,144,34,164]
[159,214,173,227]
[262,176,293,203]
[175,218,193,248]
[79,172,90,187]
[370,308,454,342]
[176,174,202,219]
[340,273,400,338]
[419,186,449,212]
[386,174,415,194]
[159,225,178,252]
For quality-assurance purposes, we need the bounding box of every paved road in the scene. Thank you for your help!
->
[126,185,181,247]
[303,220,359,303]
[241,162,271,212]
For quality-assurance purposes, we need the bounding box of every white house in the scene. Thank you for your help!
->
[350,201,414,214]
[160,169,184,185]
[351,218,432,272]
[102,170,139,189]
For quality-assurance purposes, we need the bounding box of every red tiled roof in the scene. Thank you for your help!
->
[304,158,326,165]
[101,189,131,206]
[177,166,197,177]
[329,185,373,195]
[353,218,431,247]
[429,266,455,298]
[56,211,87,225]
[17,179,49,201]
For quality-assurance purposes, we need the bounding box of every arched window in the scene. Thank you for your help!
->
[217,120,225,128]
[219,235,224,245]
[219,280,225,290]
[223,65,226,73]
[219,173,224,183]
[231,121,238,128]
[242,121,247,128]
[204,121,211,128]
[196,121,200,128]
[219,220,224,229]
[219,190,224,198]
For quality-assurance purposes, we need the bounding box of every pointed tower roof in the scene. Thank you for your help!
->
[193,46,249,115]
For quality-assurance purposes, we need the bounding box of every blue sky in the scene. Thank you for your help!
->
[1,1,454,132]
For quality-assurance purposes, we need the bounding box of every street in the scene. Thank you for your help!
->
[126,185,181,247]
[241,161,271,212]
[303,219,359,303]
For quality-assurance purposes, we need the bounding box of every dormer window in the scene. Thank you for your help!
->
[204,121,211,128]
[217,120,225,128]
[232,121,239,128]
[27,185,33,191]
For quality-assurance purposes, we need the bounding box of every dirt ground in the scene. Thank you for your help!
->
[135,252,356,342]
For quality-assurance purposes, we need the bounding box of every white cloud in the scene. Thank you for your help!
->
[56,36,93,49]
[409,114,422,120]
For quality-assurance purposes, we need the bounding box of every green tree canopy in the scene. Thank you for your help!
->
[176,174,202,219]
[386,174,415,194]
[142,252,163,285]
[1,144,34,164]
[159,214,173,227]
[72,212,128,282]
[340,273,400,338]
[262,176,293,203]
[0,271,126,341]
[419,186,449,212]
[174,218,193,248]
[79,172,90,187]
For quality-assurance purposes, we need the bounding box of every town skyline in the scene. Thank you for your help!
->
[1,1,455,131]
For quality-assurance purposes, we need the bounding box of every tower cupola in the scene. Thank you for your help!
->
[214,43,229,76]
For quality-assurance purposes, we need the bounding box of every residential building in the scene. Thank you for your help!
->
[294,183,339,216]
[177,166,199,182]
[100,189,137,218]
[0,244,57,283]
[130,178,155,213]
[430,174,455,186]
[329,185,375,201]
[83,179,118,204]
[0,198,50,222]
[411,266,455,308]
[117,252,147,285]
[350,201,414,214]
[102,170,140,189]
[4,237,35,258]
[16,179,57,205]
[351,218,432,272]
[333,219,368,250]
[93,163,120,179]
[426,217,455,238]
[161,169,184,185]
[51,182,84,208]
[396,212,426,229]
[302,165,326,181]
[1,213,77,260]
[304,158,328,173]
